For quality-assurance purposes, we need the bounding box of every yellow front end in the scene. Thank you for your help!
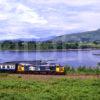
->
[18,65,24,72]
[56,65,65,73]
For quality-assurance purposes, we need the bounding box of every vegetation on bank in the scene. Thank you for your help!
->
[64,66,100,75]
[0,74,100,100]
[0,40,100,50]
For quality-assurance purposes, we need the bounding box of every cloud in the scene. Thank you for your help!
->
[14,3,48,24]
[0,0,100,40]
[0,0,48,24]
[0,33,40,40]
[28,0,100,6]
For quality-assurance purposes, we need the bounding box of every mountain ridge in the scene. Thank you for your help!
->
[49,29,100,42]
[0,29,100,42]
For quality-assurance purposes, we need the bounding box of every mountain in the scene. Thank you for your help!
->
[49,29,100,42]
[36,36,56,42]
[0,36,56,42]
[1,29,100,43]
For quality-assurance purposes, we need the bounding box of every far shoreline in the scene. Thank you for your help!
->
[0,48,100,52]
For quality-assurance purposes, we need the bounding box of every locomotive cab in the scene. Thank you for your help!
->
[17,64,25,72]
[56,65,65,74]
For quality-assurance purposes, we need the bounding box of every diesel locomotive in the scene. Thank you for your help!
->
[0,61,65,75]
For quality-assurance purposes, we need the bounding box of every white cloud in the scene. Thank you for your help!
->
[0,33,40,40]
[29,0,100,6]
[0,0,48,24]
[0,13,7,20]
[71,11,100,31]
[0,0,48,39]
[14,4,48,24]
[0,0,100,40]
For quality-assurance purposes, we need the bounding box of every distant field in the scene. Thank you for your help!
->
[0,74,100,100]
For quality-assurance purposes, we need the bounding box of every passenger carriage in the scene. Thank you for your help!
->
[0,63,16,72]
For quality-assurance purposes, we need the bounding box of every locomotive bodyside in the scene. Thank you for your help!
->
[16,63,65,74]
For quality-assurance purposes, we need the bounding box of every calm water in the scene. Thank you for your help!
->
[0,50,100,67]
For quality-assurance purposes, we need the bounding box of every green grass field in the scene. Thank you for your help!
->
[0,74,100,100]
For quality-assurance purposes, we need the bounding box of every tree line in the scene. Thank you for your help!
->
[0,40,99,50]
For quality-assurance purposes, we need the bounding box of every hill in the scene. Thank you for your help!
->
[50,29,100,42]
[1,29,100,43]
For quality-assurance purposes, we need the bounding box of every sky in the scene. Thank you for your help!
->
[0,0,100,40]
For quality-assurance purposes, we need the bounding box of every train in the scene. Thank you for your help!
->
[0,60,65,75]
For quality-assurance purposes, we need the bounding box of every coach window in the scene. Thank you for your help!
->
[7,66,9,69]
[2,66,5,69]
[9,65,12,69]
[5,65,8,69]
[10,65,15,69]
[0,65,3,69]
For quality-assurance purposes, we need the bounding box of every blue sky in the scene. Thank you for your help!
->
[0,0,100,40]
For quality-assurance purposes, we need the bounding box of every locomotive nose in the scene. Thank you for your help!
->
[56,64,65,73]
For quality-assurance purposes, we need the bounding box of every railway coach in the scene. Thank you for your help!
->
[0,63,16,73]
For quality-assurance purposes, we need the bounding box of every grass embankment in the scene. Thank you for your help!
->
[0,74,100,100]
